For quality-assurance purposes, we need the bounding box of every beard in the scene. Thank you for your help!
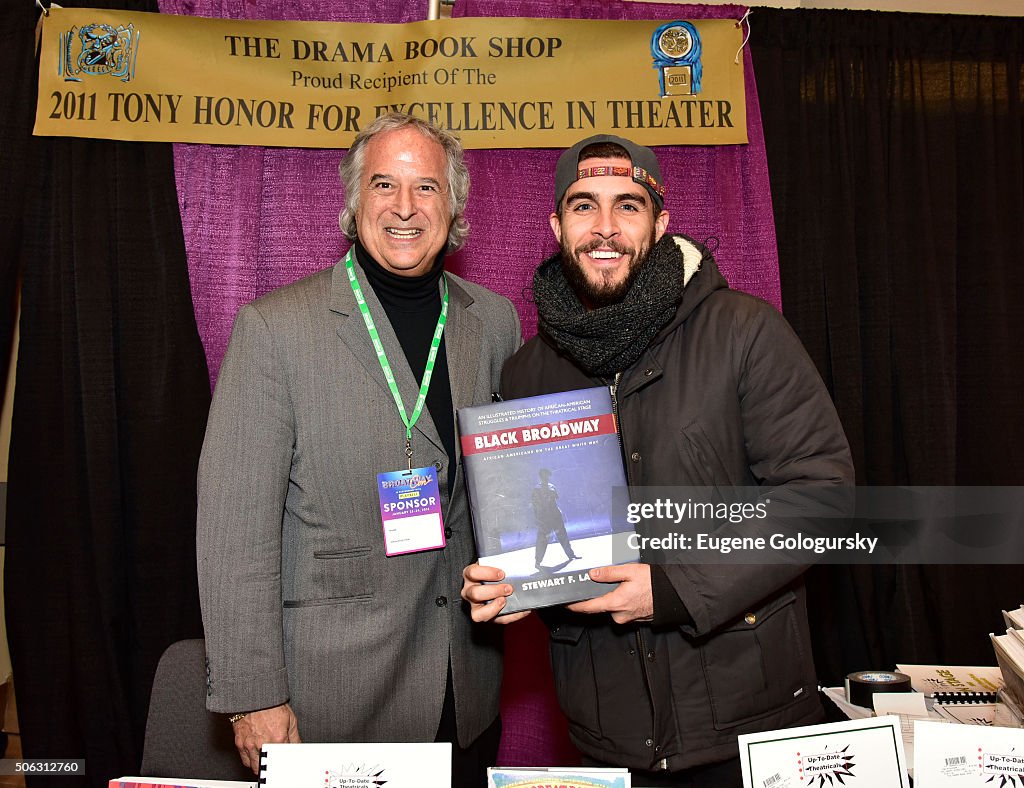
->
[560,229,658,309]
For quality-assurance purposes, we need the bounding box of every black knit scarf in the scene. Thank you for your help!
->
[532,235,687,377]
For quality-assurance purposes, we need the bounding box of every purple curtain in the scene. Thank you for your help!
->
[168,0,776,767]
[170,0,778,381]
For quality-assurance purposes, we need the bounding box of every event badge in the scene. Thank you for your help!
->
[344,248,450,557]
[377,466,446,556]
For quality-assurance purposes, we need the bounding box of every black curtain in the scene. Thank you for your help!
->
[752,10,1024,683]
[1,3,210,785]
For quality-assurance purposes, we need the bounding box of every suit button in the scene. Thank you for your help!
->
[645,738,654,747]
[435,596,448,607]
[644,368,654,376]
[745,613,757,625]
[630,451,641,462]
[647,651,656,661]
[628,648,636,656]
[434,460,442,470]
[444,527,453,538]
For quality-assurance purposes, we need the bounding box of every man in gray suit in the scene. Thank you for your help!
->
[197,112,521,786]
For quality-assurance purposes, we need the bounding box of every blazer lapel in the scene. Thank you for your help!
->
[443,277,483,446]
[329,256,445,457]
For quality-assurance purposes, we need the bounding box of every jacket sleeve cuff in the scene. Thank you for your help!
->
[205,666,290,715]
[650,565,694,627]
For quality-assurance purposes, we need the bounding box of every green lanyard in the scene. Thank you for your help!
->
[344,250,449,469]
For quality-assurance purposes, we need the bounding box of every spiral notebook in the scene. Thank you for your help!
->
[259,743,450,787]
[931,691,1001,704]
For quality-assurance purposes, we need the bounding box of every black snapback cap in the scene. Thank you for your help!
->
[554,134,666,211]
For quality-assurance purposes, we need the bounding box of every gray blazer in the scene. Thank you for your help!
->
[197,257,521,747]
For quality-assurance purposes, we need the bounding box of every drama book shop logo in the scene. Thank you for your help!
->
[650,21,702,97]
[59,22,141,83]
[323,764,388,787]
[799,745,856,786]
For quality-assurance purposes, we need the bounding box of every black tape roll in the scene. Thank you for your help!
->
[845,671,913,707]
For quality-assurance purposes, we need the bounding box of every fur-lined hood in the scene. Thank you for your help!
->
[653,232,729,342]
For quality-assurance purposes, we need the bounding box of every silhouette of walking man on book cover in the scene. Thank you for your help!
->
[533,468,581,569]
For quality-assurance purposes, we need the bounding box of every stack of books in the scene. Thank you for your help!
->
[1002,604,1024,630]
[991,606,1024,719]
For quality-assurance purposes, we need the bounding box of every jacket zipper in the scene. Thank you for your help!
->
[612,372,664,769]
[610,373,625,461]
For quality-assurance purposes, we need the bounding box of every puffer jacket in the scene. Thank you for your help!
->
[501,235,854,772]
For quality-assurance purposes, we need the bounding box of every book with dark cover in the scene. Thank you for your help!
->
[458,386,638,614]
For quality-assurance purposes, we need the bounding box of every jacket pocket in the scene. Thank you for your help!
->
[313,546,372,559]
[680,421,735,489]
[699,590,813,729]
[283,594,374,608]
[548,623,602,737]
[307,545,373,599]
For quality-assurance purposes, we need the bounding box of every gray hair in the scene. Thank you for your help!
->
[339,112,471,251]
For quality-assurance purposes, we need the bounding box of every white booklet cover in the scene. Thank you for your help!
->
[260,742,451,788]
[738,716,909,788]
[914,719,1024,784]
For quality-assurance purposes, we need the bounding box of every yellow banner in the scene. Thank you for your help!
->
[34,8,747,148]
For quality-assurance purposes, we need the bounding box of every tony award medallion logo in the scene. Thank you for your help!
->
[650,21,702,97]
[59,22,141,83]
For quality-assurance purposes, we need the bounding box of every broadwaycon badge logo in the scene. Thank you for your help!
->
[58,22,141,83]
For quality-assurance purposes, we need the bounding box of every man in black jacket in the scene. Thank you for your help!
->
[462,134,853,787]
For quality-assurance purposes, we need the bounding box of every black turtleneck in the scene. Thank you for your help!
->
[353,239,456,495]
